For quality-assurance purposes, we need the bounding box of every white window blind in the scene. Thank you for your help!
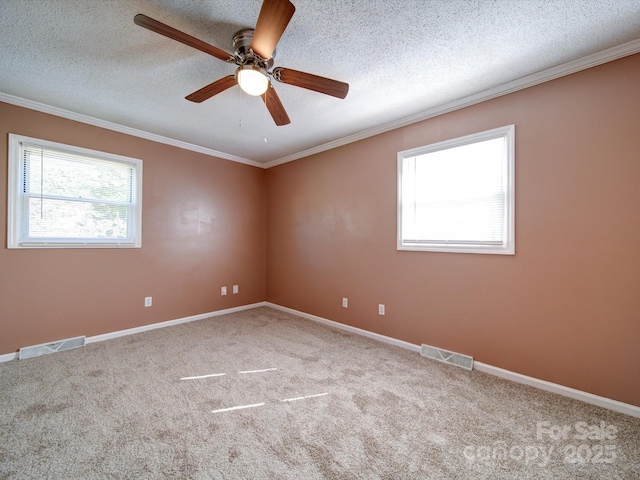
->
[7,134,142,248]
[397,125,514,254]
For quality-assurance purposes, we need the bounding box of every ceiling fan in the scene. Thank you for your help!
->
[134,0,349,126]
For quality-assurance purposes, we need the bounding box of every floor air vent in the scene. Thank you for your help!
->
[19,336,86,360]
[420,344,474,371]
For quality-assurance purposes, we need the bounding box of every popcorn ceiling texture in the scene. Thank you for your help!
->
[1,307,639,478]
[1,0,639,162]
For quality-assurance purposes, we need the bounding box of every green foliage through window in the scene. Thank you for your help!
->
[8,135,142,248]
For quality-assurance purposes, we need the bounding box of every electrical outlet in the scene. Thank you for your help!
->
[233,285,239,294]
[378,304,385,315]
[144,297,152,307]
[342,297,348,308]
[221,286,227,296]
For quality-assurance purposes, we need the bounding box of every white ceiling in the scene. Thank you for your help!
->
[1,1,639,165]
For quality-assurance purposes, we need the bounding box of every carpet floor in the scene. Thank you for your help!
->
[1,306,638,479]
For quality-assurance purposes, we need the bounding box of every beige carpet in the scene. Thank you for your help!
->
[1,307,638,479]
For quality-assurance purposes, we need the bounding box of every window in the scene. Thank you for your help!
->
[7,134,142,248]
[397,125,514,254]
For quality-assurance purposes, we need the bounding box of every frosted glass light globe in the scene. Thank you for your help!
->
[237,66,269,96]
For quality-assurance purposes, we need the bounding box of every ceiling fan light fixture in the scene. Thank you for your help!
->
[134,0,347,127]
[236,66,269,96]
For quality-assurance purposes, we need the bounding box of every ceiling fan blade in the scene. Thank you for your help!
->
[273,67,349,99]
[134,14,234,62]
[250,0,295,60]
[185,76,237,103]
[261,83,291,126]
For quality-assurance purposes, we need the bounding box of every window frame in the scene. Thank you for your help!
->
[7,134,143,249]
[397,125,515,255]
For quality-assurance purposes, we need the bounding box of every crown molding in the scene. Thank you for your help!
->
[2,38,639,170]
[264,37,640,169]
[0,92,262,168]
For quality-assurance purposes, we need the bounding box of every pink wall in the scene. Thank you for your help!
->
[2,54,638,408]
[0,103,266,353]
[266,54,640,407]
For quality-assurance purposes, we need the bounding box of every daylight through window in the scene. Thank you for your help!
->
[7,134,142,248]
[397,125,514,254]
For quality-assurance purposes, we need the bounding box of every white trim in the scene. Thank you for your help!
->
[0,92,261,168]
[396,125,515,255]
[0,352,18,362]
[7,133,143,249]
[2,39,639,170]
[265,303,640,418]
[7,134,19,247]
[265,302,421,353]
[85,302,266,344]
[473,362,640,419]
[1,301,638,417]
[264,38,640,168]
[0,302,266,362]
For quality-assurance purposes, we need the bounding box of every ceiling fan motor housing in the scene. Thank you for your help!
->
[133,0,347,127]
[233,28,275,70]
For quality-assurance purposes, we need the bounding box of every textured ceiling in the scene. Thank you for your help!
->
[1,1,639,164]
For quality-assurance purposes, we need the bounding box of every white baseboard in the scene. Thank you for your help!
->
[86,302,267,344]
[265,302,421,353]
[0,352,18,362]
[3,300,638,418]
[266,302,640,418]
[473,362,640,418]
[0,302,267,361]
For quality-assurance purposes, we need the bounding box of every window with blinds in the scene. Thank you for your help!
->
[397,125,514,254]
[7,134,142,248]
